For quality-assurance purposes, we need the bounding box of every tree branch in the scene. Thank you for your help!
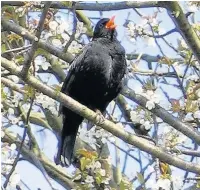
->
[164,1,200,63]
[2,1,161,11]
[1,19,74,63]
[21,1,52,78]
[2,132,78,189]
[2,56,200,174]
[3,97,34,188]
[1,77,25,94]
[122,87,200,145]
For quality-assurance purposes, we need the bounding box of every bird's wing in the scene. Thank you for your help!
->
[61,43,93,94]
[59,43,94,114]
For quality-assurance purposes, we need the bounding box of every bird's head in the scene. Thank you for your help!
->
[93,16,117,40]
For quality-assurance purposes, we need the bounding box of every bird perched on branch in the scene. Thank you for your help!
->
[56,16,127,166]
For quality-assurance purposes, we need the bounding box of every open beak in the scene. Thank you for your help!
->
[105,16,117,30]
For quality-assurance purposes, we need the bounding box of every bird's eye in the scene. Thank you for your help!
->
[99,23,103,28]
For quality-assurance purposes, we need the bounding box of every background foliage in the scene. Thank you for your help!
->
[1,1,200,190]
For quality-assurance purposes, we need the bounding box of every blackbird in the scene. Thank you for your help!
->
[56,16,127,166]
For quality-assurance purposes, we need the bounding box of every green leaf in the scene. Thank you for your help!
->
[24,85,35,101]
[80,157,91,171]
[1,84,7,100]
[175,11,180,18]
[95,173,102,185]
[16,55,25,64]
[60,1,73,8]
[35,48,50,59]
[137,172,145,184]
[1,44,7,53]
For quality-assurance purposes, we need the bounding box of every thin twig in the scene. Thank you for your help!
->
[181,54,193,84]
[3,98,34,188]
[1,45,32,55]
[142,28,177,39]
[21,1,52,78]
[64,2,77,52]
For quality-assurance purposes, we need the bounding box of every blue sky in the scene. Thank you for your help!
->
[3,2,200,190]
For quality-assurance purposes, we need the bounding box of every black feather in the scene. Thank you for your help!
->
[55,18,127,166]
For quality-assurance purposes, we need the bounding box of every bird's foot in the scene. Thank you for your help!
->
[95,109,105,125]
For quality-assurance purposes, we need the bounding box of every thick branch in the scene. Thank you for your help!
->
[1,19,74,63]
[122,87,200,145]
[2,132,78,189]
[2,1,160,11]
[164,1,200,63]
[1,77,24,94]
[2,57,200,174]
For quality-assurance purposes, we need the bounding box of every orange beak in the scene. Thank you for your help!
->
[105,16,117,30]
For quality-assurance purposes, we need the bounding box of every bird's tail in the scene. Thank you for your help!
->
[55,111,83,166]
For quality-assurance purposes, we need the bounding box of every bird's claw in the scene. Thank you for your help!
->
[95,109,105,125]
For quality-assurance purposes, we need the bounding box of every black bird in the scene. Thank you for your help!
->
[56,16,127,166]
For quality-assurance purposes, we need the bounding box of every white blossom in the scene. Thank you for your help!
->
[95,161,101,169]
[85,175,94,183]
[95,129,104,138]
[52,39,62,46]
[57,21,70,34]
[49,106,58,115]
[2,131,5,138]
[134,86,143,94]
[11,117,19,125]
[49,21,58,31]
[143,121,152,130]
[146,37,156,47]
[152,93,161,104]
[101,137,107,144]
[173,62,182,76]
[61,33,70,41]
[154,178,171,190]
[73,174,81,181]
[146,100,155,110]
[79,127,96,148]
[187,87,193,94]
[187,75,199,82]
[194,110,200,119]
[180,39,188,49]
[109,136,115,143]
[116,122,124,129]
[15,7,24,13]
[41,62,51,71]
[187,3,198,12]
[10,143,17,151]
[10,172,20,187]
[184,112,194,121]
[140,118,145,125]
[88,183,94,188]
[176,133,187,144]
[196,89,200,98]
[129,37,136,43]
[102,177,110,185]
[99,169,106,177]
[8,108,15,115]
[130,111,141,123]
[146,90,154,97]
